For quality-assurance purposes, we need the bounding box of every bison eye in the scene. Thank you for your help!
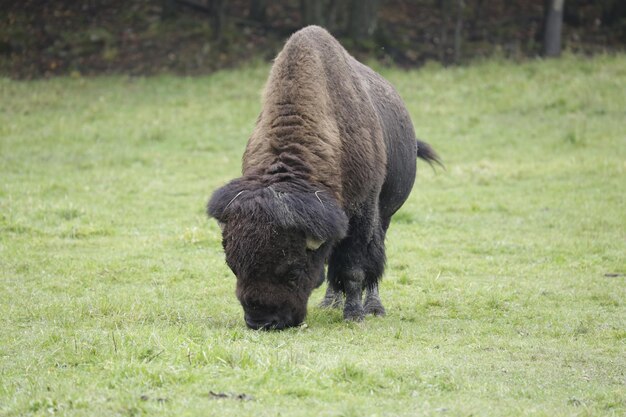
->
[274,260,297,278]
[284,274,299,289]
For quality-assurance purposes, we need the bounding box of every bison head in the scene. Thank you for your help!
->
[208,177,348,330]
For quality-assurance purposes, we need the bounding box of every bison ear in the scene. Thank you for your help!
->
[207,178,246,223]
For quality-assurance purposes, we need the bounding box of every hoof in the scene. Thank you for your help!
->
[319,297,343,309]
[343,305,365,322]
[364,301,386,316]
[320,286,343,309]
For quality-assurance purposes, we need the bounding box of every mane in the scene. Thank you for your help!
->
[242,27,348,200]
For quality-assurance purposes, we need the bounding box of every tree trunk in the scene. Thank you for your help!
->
[470,0,484,35]
[348,0,379,42]
[544,0,565,57]
[209,0,226,41]
[454,0,464,64]
[249,0,266,23]
[301,0,325,26]
[438,0,449,63]
[161,0,178,20]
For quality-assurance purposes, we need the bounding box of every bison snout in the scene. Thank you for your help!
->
[244,311,300,331]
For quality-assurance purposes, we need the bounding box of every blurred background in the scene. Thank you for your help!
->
[1,0,625,79]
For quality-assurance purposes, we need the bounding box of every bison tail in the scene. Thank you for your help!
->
[416,139,443,168]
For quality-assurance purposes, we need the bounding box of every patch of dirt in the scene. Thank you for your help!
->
[209,391,254,401]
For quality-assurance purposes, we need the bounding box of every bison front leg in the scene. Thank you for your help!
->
[342,269,366,321]
[327,244,385,321]
[328,212,387,322]
[327,250,366,321]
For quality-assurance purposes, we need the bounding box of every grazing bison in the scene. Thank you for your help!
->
[208,26,440,330]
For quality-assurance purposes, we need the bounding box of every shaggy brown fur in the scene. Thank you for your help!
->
[243,26,387,207]
[208,26,440,329]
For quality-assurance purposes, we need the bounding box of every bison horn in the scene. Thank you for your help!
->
[306,237,324,251]
[218,221,226,232]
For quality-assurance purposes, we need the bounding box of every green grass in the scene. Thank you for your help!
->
[1,54,625,416]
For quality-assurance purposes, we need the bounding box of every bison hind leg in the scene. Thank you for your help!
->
[320,282,385,317]
[364,284,386,316]
[319,284,343,309]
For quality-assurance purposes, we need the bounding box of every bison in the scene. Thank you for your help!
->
[208,26,440,330]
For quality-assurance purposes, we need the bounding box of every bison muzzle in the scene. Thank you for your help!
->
[208,26,440,330]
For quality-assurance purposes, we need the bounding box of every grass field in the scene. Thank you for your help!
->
[1,54,625,416]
